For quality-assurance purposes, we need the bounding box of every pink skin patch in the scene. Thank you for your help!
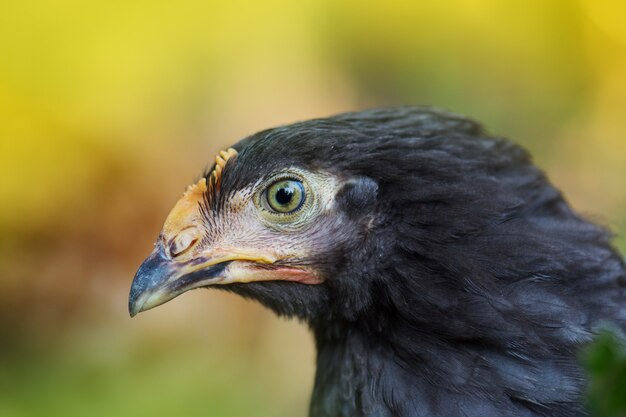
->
[229,262,325,285]
[269,267,325,285]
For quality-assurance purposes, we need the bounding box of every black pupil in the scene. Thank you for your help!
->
[275,186,294,205]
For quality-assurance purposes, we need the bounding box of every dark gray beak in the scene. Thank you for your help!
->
[128,249,229,317]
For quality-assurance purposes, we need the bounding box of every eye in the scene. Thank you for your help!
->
[266,179,306,213]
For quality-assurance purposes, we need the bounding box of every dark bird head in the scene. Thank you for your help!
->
[129,107,625,416]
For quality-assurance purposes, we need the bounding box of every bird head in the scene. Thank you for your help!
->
[129,107,572,331]
[128,113,389,321]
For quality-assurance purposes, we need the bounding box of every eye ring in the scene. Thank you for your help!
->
[265,179,306,214]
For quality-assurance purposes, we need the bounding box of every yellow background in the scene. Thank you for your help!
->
[1,1,625,416]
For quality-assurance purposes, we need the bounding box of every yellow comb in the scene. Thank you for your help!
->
[209,148,238,192]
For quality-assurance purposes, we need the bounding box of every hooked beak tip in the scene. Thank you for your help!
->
[128,299,142,318]
[128,280,150,317]
[128,250,172,317]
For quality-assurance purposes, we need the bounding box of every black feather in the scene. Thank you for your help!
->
[215,107,625,417]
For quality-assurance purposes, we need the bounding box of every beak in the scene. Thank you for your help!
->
[128,246,323,317]
[129,248,229,317]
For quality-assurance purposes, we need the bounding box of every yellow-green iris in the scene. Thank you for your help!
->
[266,179,306,213]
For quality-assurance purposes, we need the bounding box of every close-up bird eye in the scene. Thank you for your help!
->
[265,179,306,214]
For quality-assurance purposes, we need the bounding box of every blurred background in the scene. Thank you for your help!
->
[1,1,625,416]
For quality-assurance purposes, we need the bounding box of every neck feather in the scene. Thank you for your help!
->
[309,315,587,417]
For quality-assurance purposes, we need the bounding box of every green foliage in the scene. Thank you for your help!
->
[583,330,626,417]
[0,346,300,417]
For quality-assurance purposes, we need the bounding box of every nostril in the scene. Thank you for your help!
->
[169,227,199,258]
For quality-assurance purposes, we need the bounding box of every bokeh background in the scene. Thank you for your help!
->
[1,1,625,416]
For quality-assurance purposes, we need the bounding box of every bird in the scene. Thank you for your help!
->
[129,107,626,417]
